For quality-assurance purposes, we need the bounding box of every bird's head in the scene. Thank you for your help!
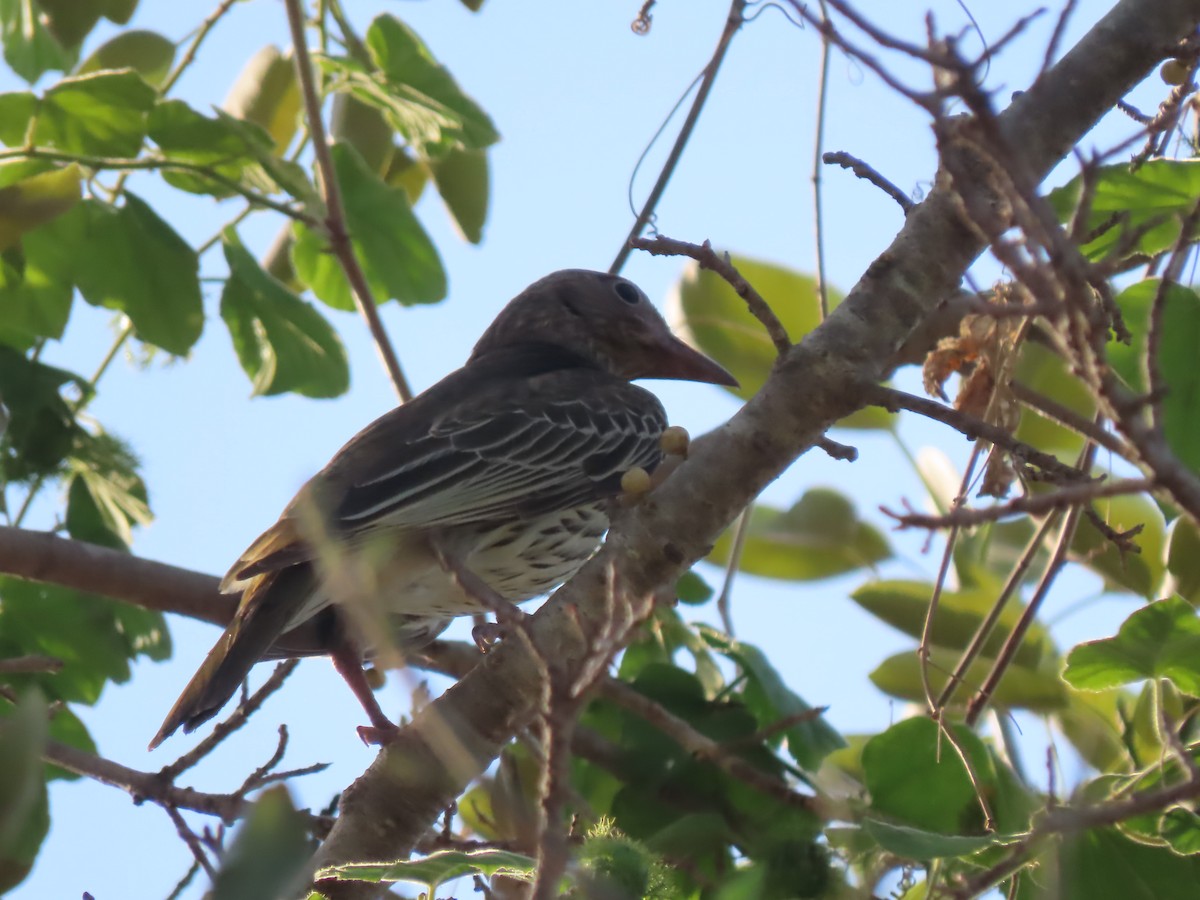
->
[470,269,737,386]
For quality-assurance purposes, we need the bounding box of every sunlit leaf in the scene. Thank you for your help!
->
[76,29,174,85]
[322,848,536,887]
[35,70,156,157]
[1064,596,1200,694]
[852,579,1054,668]
[0,163,81,250]
[1048,160,1200,262]
[292,143,445,310]
[220,229,349,398]
[870,648,1067,711]
[430,147,488,243]
[222,45,300,153]
[708,488,890,581]
[1109,280,1200,474]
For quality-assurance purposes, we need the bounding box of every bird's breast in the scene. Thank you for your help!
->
[357,503,609,619]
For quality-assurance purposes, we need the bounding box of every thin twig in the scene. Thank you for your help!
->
[632,235,790,353]
[44,739,245,822]
[965,442,1096,726]
[282,0,413,402]
[885,478,1153,531]
[867,385,1095,485]
[716,508,749,635]
[158,660,301,779]
[0,655,63,675]
[811,0,834,319]
[822,150,913,213]
[610,0,746,274]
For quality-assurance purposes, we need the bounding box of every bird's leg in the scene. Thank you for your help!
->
[430,536,526,653]
[329,638,400,745]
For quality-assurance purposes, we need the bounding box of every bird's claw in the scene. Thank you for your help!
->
[357,722,402,746]
[472,621,506,652]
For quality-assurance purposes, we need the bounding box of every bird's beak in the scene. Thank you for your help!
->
[648,335,739,387]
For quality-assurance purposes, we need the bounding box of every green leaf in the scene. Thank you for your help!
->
[852,579,1054,668]
[0,691,49,894]
[220,229,350,398]
[148,100,265,197]
[700,626,846,770]
[1109,280,1200,474]
[0,162,81,250]
[1048,160,1200,262]
[708,488,890,582]
[221,45,300,153]
[0,0,75,83]
[1167,516,1200,604]
[1064,596,1200,694]
[1013,341,1096,458]
[331,92,395,175]
[1160,807,1200,856]
[35,70,156,157]
[669,256,849,406]
[292,143,445,310]
[430,147,488,243]
[31,195,203,354]
[0,346,86,482]
[75,29,175,86]
[861,717,995,835]
[1056,687,1129,772]
[0,92,36,146]
[870,648,1067,711]
[0,247,73,351]
[321,848,537,887]
[0,575,169,704]
[674,570,713,605]
[65,434,151,549]
[1055,826,1200,899]
[347,14,499,155]
[212,787,310,900]
[862,819,1000,859]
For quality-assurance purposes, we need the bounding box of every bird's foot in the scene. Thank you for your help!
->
[356,721,402,746]
[472,621,506,652]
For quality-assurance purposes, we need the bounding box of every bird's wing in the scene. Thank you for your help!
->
[225,373,666,584]
[333,389,666,531]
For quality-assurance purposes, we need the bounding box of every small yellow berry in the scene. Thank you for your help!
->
[1161,59,1190,86]
[364,666,386,690]
[621,466,653,495]
[660,425,690,457]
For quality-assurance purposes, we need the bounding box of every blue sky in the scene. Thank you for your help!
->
[5,1,1156,897]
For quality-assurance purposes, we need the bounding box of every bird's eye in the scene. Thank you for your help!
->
[613,281,641,304]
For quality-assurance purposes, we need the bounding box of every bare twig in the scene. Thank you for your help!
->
[884,478,1154,531]
[0,655,63,675]
[610,0,746,274]
[632,235,790,353]
[159,660,301,779]
[44,739,246,822]
[282,0,413,402]
[822,150,914,213]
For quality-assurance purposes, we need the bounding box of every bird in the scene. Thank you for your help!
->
[149,269,736,749]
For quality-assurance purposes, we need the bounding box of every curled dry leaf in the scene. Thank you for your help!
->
[922,284,1031,497]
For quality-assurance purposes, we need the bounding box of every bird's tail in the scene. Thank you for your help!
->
[149,568,307,749]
